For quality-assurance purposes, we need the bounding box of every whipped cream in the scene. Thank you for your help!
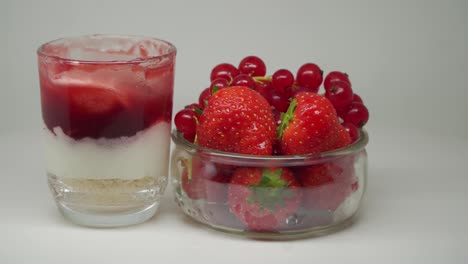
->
[43,122,171,180]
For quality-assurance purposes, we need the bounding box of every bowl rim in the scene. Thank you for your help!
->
[171,129,368,165]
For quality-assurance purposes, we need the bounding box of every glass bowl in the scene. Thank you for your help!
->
[170,130,368,239]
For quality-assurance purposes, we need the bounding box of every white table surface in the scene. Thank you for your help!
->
[1,127,467,264]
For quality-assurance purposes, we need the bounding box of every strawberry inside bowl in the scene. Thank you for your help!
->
[170,128,368,239]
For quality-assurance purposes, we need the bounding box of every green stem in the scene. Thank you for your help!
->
[253,76,272,82]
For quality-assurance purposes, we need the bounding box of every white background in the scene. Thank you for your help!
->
[1,0,468,263]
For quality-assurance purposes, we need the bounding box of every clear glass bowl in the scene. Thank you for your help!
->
[170,130,368,239]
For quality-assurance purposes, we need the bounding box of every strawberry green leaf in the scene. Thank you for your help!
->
[247,168,295,213]
[277,97,297,140]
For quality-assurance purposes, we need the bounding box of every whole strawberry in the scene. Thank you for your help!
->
[181,157,233,201]
[180,157,211,200]
[296,156,356,211]
[197,86,276,155]
[228,167,302,232]
[278,92,351,155]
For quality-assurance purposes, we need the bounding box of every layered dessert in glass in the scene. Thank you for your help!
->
[37,35,176,227]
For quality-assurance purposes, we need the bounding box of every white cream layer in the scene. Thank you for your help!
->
[44,122,171,180]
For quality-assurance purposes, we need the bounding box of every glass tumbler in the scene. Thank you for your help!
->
[37,35,176,227]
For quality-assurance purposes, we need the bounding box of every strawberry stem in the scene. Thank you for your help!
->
[277,97,297,140]
[247,168,294,213]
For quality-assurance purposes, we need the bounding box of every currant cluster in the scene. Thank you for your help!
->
[175,56,369,143]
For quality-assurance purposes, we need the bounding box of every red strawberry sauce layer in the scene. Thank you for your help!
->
[40,64,174,140]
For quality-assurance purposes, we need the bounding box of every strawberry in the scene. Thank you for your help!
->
[204,167,234,203]
[228,167,302,232]
[196,86,276,155]
[296,156,357,211]
[278,92,351,155]
[180,158,207,199]
[180,157,233,201]
[67,86,129,116]
[203,203,245,229]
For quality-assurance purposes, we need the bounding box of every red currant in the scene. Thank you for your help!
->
[253,81,273,102]
[291,86,310,98]
[325,80,354,110]
[272,109,282,127]
[272,140,282,155]
[232,74,256,88]
[209,78,230,94]
[183,133,196,143]
[296,63,323,93]
[238,56,266,77]
[341,102,369,128]
[185,103,203,116]
[210,63,239,82]
[342,122,359,142]
[198,87,212,108]
[175,109,198,140]
[272,69,294,93]
[324,71,350,91]
[269,89,290,112]
[352,93,363,104]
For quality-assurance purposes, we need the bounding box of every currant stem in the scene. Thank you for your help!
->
[253,76,272,82]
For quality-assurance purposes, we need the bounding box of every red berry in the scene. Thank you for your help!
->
[296,63,323,93]
[279,92,351,155]
[228,167,302,232]
[197,86,276,155]
[238,56,266,77]
[272,109,282,127]
[296,159,355,211]
[272,69,294,93]
[198,87,212,108]
[185,103,203,116]
[325,80,354,110]
[352,93,363,104]
[186,133,196,142]
[180,157,210,199]
[174,109,198,140]
[269,89,290,113]
[290,86,310,98]
[253,80,273,102]
[324,71,351,91]
[342,122,359,142]
[204,168,233,203]
[341,102,369,128]
[210,78,230,94]
[210,63,239,82]
[68,86,129,116]
[231,74,255,89]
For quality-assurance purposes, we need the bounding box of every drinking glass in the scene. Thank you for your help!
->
[37,35,176,227]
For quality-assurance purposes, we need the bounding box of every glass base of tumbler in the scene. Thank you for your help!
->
[56,201,159,227]
[48,173,166,227]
